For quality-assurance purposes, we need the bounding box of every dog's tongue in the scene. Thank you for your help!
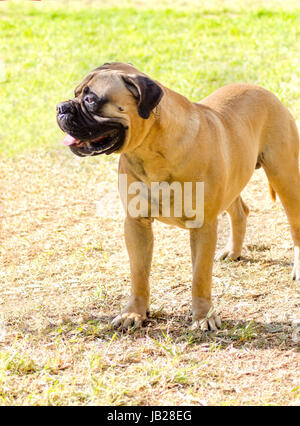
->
[62,134,77,146]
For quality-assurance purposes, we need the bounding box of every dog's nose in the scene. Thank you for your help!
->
[56,101,74,115]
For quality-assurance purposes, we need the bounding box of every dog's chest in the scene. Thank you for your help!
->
[120,154,202,229]
[124,153,173,184]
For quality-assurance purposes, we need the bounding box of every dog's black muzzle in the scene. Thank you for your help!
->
[56,100,126,156]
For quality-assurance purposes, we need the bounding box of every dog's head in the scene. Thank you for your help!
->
[56,62,164,157]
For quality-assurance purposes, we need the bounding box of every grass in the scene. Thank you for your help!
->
[0,0,300,406]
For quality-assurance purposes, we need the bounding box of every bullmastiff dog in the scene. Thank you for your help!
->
[57,62,300,331]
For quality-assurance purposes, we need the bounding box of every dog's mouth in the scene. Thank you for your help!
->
[62,127,125,157]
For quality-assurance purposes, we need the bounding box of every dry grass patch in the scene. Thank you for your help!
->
[0,149,299,405]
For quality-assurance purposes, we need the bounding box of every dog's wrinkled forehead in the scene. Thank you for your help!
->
[74,62,143,98]
[76,73,124,100]
[74,62,164,119]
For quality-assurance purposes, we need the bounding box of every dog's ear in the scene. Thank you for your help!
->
[122,74,164,119]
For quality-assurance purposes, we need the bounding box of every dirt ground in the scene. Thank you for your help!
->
[0,149,299,405]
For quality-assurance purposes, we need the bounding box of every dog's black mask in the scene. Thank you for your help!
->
[56,97,126,157]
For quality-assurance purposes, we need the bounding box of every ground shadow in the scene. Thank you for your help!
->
[221,255,292,268]
[38,312,299,352]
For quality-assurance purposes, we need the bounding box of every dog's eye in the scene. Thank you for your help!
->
[84,96,95,105]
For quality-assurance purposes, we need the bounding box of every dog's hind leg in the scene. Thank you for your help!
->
[216,195,249,261]
[262,118,300,280]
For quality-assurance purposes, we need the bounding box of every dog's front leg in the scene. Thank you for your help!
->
[190,220,221,331]
[112,216,153,330]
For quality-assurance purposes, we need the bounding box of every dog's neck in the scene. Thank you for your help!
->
[146,87,203,155]
[125,89,203,172]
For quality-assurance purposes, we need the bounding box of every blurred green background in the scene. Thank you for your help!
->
[0,0,299,156]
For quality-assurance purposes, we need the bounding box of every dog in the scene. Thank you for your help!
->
[57,62,300,331]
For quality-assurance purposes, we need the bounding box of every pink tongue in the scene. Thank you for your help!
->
[62,134,77,146]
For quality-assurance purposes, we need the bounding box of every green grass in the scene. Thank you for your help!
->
[0,0,299,156]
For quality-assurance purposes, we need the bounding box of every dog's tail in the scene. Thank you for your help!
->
[269,183,276,202]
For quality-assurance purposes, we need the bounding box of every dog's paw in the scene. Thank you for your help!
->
[292,265,300,281]
[191,314,222,331]
[215,249,241,261]
[112,312,145,331]
[292,247,300,281]
[111,296,149,331]
[192,297,221,332]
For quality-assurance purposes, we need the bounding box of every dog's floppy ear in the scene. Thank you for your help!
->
[122,74,164,119]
